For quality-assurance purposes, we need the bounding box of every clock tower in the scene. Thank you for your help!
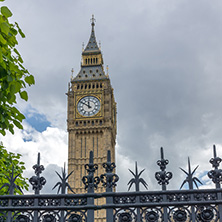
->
[67,15,117,202]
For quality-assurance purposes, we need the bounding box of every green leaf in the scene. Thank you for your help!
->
[0,48,2,63]
[0,22,9,35]
[15,22,25,38]
[25,75,35,85]
[16,112,25,122]
[0,33,6,44]
[1,6,12,18]
[13,120,23,129]
[19,91,28,101]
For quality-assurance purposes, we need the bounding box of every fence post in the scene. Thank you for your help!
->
[29,153,46,222]
[101,150,119,222]
[82,151,100,222]
[208,145,222,220]
[155,147,172,222]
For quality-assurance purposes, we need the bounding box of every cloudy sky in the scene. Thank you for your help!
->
[1,0,222,193]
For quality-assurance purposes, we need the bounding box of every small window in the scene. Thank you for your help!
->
[93,58,95,64]
[83,70,86,74]
[100,83,102,88]
[84,121,86,126]
[90,70,92,73]
[89,84,91,89]
[85,59,87,64]
[85,75,88,78]
[85,84,87,89]
[81,85,83,89]
[96,84,99,88]
[93,74,95,77]
[76,121,78,126]
[100,120,102,125]
[77,84,79,89]
[92,84,95,89]
[96,58,98,64]
[96,69,99,73]
[92,121,94,126]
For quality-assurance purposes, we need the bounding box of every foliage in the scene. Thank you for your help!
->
[0,1,35,136]
[0,143,28,194]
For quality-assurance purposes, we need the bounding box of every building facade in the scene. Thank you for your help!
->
[67,16,117,221]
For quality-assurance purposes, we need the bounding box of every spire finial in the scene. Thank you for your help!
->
[91,14,96,27]
[106,65,109,76]
[82,42,84,52]
[71,68,74,80]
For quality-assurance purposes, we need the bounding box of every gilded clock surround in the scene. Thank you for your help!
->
[75,93,103,119]
[67,16,116,222]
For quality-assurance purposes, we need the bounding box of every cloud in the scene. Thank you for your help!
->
[1,0,222,193]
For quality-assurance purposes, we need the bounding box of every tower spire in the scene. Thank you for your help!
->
[83,15,100,52]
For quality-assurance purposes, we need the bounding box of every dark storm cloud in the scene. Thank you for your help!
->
[3,0,222,191]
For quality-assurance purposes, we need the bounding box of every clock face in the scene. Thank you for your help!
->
[77,96,101,117]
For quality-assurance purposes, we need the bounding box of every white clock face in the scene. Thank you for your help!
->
[77,96,101,117]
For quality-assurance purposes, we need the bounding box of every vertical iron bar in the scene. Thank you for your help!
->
[106,151,114,222]
[101,150,118,222]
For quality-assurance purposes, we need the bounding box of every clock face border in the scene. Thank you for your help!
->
[77,96,100,117]
[75,94,103,119]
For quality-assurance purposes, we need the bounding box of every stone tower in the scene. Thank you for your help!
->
[67,16,117,221]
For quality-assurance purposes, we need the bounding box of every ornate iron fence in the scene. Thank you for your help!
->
[0,146,221,222]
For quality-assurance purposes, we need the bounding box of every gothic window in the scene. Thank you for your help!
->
[85,84,87,89]
[96,58,98,64]
[77,84,79,89]
[85,59,87,64]
[89,84,91,89]
[93,58,95,64]
[81,84,83,89]
[92,84,95,89]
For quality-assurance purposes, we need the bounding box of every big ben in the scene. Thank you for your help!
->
[67,16,117,221]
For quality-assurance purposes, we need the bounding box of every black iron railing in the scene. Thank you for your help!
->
[0,146,221,221]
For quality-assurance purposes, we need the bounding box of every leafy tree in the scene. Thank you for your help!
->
[0,1,34,193]
[0,143,28,194]
[0,0,35,136]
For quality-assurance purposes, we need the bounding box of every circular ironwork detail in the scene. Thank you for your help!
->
[43,214,55,222]
[68,213,82,222]
[173,209,187,222]
[118,212,132,222]
[199,208,214,221]
[15,215,30,222]
[145,210,159,222]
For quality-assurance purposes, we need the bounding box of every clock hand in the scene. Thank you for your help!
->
[80,101,92,109]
